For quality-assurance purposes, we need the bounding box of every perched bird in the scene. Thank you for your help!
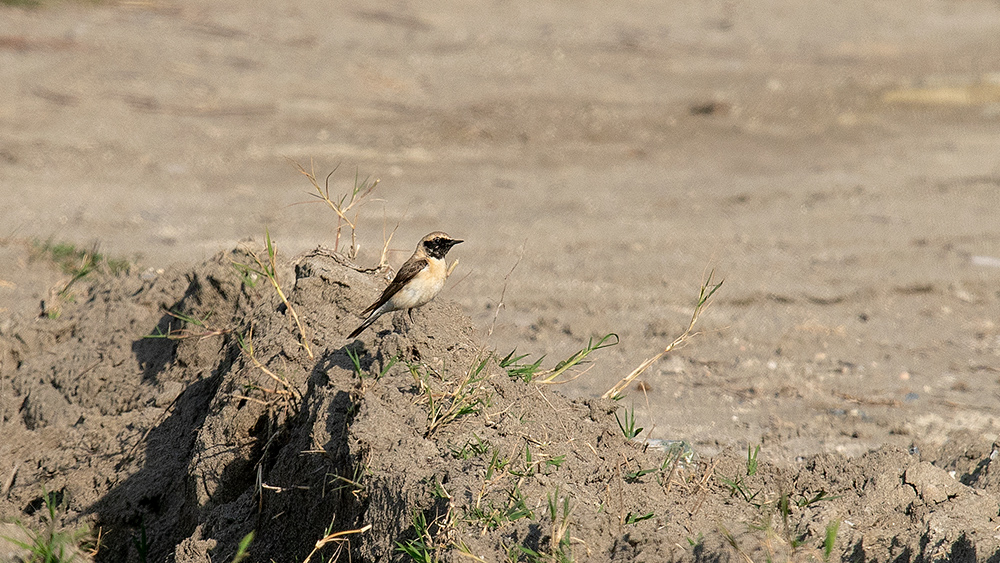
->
[348,231,463,339]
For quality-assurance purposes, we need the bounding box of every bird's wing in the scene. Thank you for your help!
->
[361,257,428,315]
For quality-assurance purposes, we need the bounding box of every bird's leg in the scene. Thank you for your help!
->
[407,308,415,324]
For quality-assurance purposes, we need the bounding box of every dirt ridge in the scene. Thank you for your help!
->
[0,244,998,562]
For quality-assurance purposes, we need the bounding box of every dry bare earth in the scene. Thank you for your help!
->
[3,0,1000,560]
[3,0,1000,473]
[1,243,999,562]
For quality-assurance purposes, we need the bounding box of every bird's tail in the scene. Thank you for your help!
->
[347,313,380,339]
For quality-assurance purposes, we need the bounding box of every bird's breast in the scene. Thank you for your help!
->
[391,260,447,309]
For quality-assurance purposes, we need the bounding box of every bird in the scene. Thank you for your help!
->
[347,231,463,339]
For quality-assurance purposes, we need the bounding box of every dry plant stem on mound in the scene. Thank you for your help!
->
[489,244,618,386]
[236,325,302,403]
[238,230,314,359]
[377,219,399,271]
[536,333,618,384]
[487,241,525,338]
[413,355,491,437]
[603,270,723,399]
[148,309,232,340]
[290,159,380,259]
[302,523,372,563]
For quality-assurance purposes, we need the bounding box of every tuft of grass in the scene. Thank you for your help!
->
[499,350,544,382]
[411,355,492,437]
[450,433,492,460]
[345,346,364,377]
[512,486,574,563]
[235,325,302,405]
[604,270,722,399]
[303,523,371,563]
[2,489,95,563]
[232,261,260,288]
[546,486,573,562]
[31,239,130,317]
[499,333,618,385]
[797,488,841,507]
[614,404,643,440]
[717,444,762,504]
[133,520,148,562]
[714,443,845,562]
[345,348,398,386]
[484,444,511,481]
[395,511,436,563]
[624,465,657,482]
[234,229,313,359]
[745,443,760,476]
[32,240,130,282]
[545,455,566,471]
[537,333,617,384]
[624,511,654,526]
[466,486,534,534]
[325,462,368,499]
[144,309,231,341]
[719,525,752,563]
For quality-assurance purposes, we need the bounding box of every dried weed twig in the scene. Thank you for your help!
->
[412,355,492,437]
[290,159,380,259]
[145,309,231,341]
[603,270,723,399]
[236,325,302,403]
[377,219,399,271]
[487,241,525,338]
[236,230,314,359]
[302,523,372,563]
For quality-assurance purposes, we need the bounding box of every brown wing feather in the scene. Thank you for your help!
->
[361,257,428,315]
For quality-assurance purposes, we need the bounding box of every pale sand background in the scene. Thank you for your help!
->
[3,0,1000,460]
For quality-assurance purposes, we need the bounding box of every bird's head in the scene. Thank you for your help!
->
[420,231,463,260]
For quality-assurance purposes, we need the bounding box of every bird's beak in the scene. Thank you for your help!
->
[449,239,463,246]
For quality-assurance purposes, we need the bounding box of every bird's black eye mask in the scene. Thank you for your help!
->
[424,238,460,260]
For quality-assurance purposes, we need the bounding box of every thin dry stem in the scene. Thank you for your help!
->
[240,325,303,402]
[246,234,314,360]
[419,356,489,437]
[2,463,19,497]
[603,270,722,399]
[488,242,525,338]
[455,550,489,562]
[289,158,380,259]
[378,218,400,270]
[158,310,231,340]
[302,523,372,563]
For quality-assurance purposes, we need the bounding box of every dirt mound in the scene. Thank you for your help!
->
[1,241,999,562]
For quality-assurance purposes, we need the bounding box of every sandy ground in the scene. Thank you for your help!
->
[2,0,1000,560]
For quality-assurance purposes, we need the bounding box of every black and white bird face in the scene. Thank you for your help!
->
[420,232,463,260]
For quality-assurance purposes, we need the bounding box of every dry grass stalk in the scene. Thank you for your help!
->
[158,309,231,340]
[2,463,19,497]
[415,355,490,437]
[377,218,399,271]
[487,242,525,338]
[242,230,314,359]
[290,159,380,259]
[237,324,303,403]
[301,523,372,563]
[602,270,723,399]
